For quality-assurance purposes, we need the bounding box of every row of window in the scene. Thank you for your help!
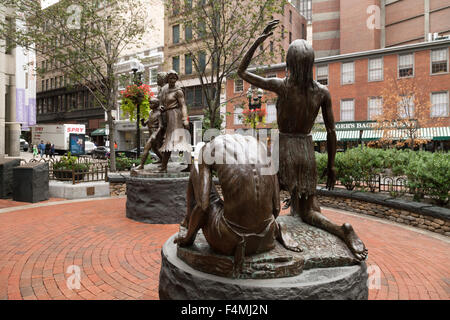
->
[172,52,206,75]
[40,76,67,92]
[232,91,449,125]
[338,92,449,122]
[315,48,449,86]
[37,91,95,115]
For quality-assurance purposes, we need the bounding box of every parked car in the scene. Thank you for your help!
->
[20,139,29,152]
[124,147,159,161]
[92,146,110,159]
[85,141,96,155]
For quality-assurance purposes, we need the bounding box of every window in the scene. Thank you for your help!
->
[289,32,292,44]
[266,103,277,123]
[185,23,193,41]
[431,92,449,117]
[172,56,180,73]
[398,53,414,78]
[172,25,180,44]
[59,76,63,87]
[186,0,193,9]
[149,68,158,84]
[5,17,14,54]
[368,97,383,120]
[316,65,328,86]
[46,79,49,90]
[368,57,383,81]
[289,10,292,23]
[41,80,44,92]
[199,52,206,72]
[234,106,243,125]
[50,78,54,89]
[340,99,355,121]
[173,0,180,15]
[270,41,274,53]
[281,25,285,39]
[234,79,243,93]
[398,95,414,119]
[198,21,206,38]
[431,49,448,74]
[185,85,208,108]
[341,62,354,84]
[185,54,192,75]
[302,24,306,39]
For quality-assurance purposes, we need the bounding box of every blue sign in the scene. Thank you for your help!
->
[69,134,85,156]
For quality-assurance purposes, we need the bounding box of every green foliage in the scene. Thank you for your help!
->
[316,148,450,205]
[114,153,153,171]
[53,153,89,172]
[404,152,450,205]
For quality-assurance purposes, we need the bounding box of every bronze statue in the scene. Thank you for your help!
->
[156,71,168,97]
[136,98,164,169]
[158,70,191,172]
[237,20,367,261]
[175,134,301,274]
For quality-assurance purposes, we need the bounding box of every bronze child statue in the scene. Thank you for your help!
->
[237,20,368,261]
[175,134,301,275]
[136,97,164,169]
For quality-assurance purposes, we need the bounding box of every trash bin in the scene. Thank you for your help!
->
[13,162,49,203]
[0,158,21,199]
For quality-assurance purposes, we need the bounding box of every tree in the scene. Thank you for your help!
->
[165,0,287,130]
[373,74,446,149]
[0,0,152,171]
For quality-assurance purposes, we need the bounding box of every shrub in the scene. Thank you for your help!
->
[53,153,89,172]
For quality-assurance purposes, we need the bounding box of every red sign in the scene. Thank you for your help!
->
[67,127,84,133]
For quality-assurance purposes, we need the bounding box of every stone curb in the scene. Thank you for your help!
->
[316,187,450,221]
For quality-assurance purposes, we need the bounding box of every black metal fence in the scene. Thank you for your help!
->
[330,174,411,196]
[21,158,109,185]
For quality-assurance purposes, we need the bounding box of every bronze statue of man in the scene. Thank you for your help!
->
[158,70,191,172]
[237,20,367,261]
[136,98,164,169]
[175,134,301,274]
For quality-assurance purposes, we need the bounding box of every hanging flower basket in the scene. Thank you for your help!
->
[242,107,267,129]
[120,84,154,121]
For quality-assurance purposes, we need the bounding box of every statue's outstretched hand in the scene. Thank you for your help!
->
[258,20,280,43]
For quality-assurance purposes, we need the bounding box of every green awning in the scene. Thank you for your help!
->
[337,130,360,141]
[362,130,384,141]
[312,131,327,142]
[91,128,107,136]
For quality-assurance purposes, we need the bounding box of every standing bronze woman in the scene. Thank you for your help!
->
[159,70,191,172]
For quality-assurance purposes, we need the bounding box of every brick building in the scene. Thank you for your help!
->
[225,38,450,150]
[164,0,307,146]
[312,0,450,58]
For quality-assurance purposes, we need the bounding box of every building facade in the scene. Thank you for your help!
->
[225,39,450,150]
[1,6,36,157]
[164,0,307,146]
[312,0,450,58]
[35,0,165,148]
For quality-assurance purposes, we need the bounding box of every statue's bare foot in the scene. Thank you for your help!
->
[342,223,368,261]
[174,235,194,247]
[277,222,302,253]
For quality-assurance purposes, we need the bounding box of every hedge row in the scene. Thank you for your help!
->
[316,148,450,205]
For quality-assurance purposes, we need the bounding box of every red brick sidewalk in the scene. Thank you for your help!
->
[0,198,448,300]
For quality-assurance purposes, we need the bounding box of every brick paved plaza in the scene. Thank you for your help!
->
[0,197,448,300]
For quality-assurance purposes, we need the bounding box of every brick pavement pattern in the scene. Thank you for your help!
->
[0,198,448,300]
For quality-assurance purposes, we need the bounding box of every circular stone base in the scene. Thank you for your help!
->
[159,234,369,300]
[126,163,190,224]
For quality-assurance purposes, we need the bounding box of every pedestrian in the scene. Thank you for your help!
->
[38,141,45,157]
[33,144,38,158]
[45,142,51,158]
[50,144,55,158]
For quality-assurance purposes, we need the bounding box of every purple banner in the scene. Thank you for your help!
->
[16,88,26,124]
[28,98,36,126]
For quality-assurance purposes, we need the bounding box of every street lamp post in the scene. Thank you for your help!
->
[131,60,145,159]
[247,88,263,111]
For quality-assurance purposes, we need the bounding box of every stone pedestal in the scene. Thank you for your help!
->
[13,162,49,203]
[159,216,369,300]
[0,158,21,199]
[126,163,190,224]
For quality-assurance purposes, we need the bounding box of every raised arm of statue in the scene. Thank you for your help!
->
[237,20,284,95]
